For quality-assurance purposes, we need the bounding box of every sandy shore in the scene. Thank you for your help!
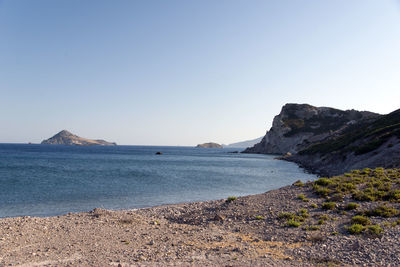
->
[1,183,400,266]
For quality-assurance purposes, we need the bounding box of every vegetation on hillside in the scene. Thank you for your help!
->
[299,109,400,155]
[282,168,400,237]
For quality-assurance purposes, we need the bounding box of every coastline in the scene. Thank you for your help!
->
[2,181,400,266]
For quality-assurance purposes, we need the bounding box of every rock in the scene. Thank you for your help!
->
[155,152,163,155]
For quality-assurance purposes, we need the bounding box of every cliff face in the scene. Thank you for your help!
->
[41,130,117,146]
[243,104,378,154]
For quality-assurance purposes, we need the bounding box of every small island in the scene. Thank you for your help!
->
[196,142,223,148]
[41,130,117,146]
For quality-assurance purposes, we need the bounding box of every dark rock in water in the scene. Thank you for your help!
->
[41,130,117,146]
[228,151,239,154]
[196,142,223,148]
[155,152,163,155]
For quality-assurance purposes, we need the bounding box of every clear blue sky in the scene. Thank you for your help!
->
[1,0,399,145]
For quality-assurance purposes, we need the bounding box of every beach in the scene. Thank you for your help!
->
[2,181,400,266]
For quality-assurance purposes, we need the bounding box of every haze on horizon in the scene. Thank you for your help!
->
[1,0,399,146]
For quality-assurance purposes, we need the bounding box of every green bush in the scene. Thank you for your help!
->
[315,187,332,197]
[286,219,301,227]
[315,178,333,186]
[254,215,264,220]
[318,214,330,221]
[365,205,399,217]
[330,193,344,202]
[345,203,359,210]
[352,191,376,202]
[305,225,320,231]
[322,202,336,210]
[366,224,383,236]
[293,180,304,187]
[310,203,318,209]
[351,215,371,226]
[278,212,295,220]
[297,194,309,202]
[347,224,365,234]
[226,196,237,203]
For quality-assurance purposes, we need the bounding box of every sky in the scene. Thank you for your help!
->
[1,0,400,146]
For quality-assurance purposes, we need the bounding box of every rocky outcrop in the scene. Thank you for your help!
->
[41,130,117,146]
[196,142,223,148]
[243,104,378,155]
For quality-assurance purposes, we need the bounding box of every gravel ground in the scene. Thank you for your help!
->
[1,184,399,266]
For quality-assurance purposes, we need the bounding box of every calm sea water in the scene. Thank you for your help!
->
[0,144,316,218]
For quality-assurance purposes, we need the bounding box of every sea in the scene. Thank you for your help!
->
[0,144,316,218]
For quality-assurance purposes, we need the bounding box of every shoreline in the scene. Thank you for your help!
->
[2,179,400,266]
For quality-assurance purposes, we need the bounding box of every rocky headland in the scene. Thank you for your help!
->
[41,130,117,146]
[243,103,400,176]
[196,142,223,148]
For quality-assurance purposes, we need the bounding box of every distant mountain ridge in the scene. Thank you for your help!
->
[223,137,263,148]
[41,130,117,146]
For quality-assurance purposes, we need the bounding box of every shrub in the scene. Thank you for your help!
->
[318,214,330,221]
[365,205,399,217]
[293,180,304,187]
[298,194,309,202]
[330,193,344,202]
[306,225,320,231]
[322,202,336,210]
[287,219,301,227]
[226,196,237,203]
[317,219,325,225]
[278,212,295,220]
[384,190,400,202]
[345,203,359,211]
[310,203,318,208]
[315,178,333,186]
[366,224,383,236]
[315,187,332,197]
[352,191,376,202]
[347,224,365,234]
[351,215,371,226]
[254,215,264,220]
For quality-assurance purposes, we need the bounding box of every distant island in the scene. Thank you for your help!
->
[196,142,223,148]
[41,130,117,146]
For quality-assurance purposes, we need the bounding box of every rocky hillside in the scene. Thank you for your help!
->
[243,104,378,155]
[287,108,400,176]
[41,130,117,146]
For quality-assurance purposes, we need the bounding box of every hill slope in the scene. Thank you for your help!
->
[286,109,400,176]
